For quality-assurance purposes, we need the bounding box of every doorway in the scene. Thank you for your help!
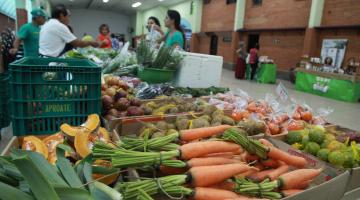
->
[210,34,218,55]
[247,34,259,52]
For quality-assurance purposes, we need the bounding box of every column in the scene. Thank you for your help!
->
[15,0,27,30]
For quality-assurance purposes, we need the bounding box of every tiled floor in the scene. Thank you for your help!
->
[1,68,360,151]
[220,68,360,131]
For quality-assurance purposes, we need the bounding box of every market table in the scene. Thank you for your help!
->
[246,63,277,84]
[295,68,360,102]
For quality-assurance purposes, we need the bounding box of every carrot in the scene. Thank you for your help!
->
[193,187,239,200]
[258,139,274,147]
[201,152,235,159]
[281,189,303,197]
[187,157,242,167]
[235,167,259,179]
[259,139,307,168]
[210,181,236,191]
[159,165,187,175]
[240,151,260,162]
[260,158,280,168]
[180,125,232,142]
[278,168,322,189]
[249,169,275,182]
[267,164,289,180]
[224,195,268,200]
[294,179,312,189]
[180,141,241,160]
[189,163,252,187]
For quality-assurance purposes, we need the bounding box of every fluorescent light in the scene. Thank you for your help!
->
[132,2,142,7]
[159,0,164,1]
[103,0,109,3]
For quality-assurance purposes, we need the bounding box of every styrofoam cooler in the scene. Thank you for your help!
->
[174,52,223,88]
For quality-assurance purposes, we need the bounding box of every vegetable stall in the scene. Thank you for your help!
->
[0,40,359,200]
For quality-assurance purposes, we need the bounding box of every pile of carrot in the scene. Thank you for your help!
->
[94,125,322,200]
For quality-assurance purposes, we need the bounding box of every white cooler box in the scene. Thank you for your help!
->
[173,52,223,88]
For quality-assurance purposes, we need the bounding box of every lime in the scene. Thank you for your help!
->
[287,130,303,144]
[328,151,345,167]
[301,135,310,147]
[305,142,321,156]
[309,128,325,144]
[325,133,336,141]
[316,148,330,162]
[321,139,332,149]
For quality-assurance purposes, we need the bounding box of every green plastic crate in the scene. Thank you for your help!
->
[9,57,101,135]
[0,73,10,128]
[137,68,176,83]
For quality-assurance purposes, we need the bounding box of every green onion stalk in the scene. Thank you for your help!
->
[222,128,268,159]
[233,178,282,199]
[92,142,186,168]
[115,175,192,200]
[118,133,180,152]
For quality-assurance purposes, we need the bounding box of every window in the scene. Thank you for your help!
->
[252,0,262,6]
[226,0,237,4]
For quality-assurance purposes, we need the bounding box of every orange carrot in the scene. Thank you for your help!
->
[180,125,232,142]
[267,164,289,180]
[240,151,260,162]
[253,163,265,171]
[201,152,235,159]
[210,181,236,191]
[258,139,274,147]
[259,139,307,168]
[281,189,303,197]
[294,179,312,189]
[260,158,280,168]
[235,167,259,179]
[193,187,239,200]
[278,169,322,189]
[249,169,275,182]
[187,157,242,167]
[224,195,268,200]
[180,141,240,160]
[189,163,252,187]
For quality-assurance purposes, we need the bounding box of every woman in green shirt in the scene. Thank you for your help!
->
[153,10,185,49]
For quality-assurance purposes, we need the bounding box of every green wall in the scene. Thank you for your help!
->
[134,0,203,36]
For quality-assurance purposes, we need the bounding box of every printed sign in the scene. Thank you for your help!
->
[313,76,331,93]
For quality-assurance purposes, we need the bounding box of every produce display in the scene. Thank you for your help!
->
[91,127,322,199]
[286,125,360,168]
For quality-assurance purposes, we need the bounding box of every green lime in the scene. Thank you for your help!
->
[305,142,321,156]
[328,151,345,167]
[309,128,325,144]
[327,141,346,152]
[287,130,303,144]
[325,133,336,141]
[301,134,309,147]
[316,148,330,162]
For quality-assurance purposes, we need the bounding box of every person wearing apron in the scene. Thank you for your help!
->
[39,4,100,58]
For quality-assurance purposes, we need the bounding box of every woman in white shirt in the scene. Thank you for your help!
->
[145,16,162,49]
[39,4,100,57]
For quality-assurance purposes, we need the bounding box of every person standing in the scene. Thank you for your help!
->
[97,24,112,49]
[39,4,99,57]
[249,44,259,80]
[10,9,47,57]
[153,10,185,49]
[146,16,162,49]
[235,43,247,79]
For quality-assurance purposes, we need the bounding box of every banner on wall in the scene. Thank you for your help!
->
[320,39,348,69]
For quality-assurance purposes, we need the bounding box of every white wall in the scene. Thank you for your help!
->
[69,9,131,41]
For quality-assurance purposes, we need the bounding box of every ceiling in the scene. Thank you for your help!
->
[49,0,188,15]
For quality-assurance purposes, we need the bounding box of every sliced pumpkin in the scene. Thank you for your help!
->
[74,130,92,158]
[60,123,85,137]
[22,136,49,159]
[43,133,64,164]
[81,114,100,132]
[98,127,110,143]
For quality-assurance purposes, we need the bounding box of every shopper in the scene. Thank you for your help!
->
[10,9,47,57]
[146,16,162,49]
[153,10,185,49]
[97,24,112,49]
[235,43,247,79]
[39,4,99,57]
[110,34,120,50]
[249,44,259,80]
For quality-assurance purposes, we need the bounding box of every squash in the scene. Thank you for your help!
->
[81,114,100,132]
[43,133,64,164]
[74,130,92,158]
[22,136,48,159]
[98,127,110,143]
[60,123,85,138]
[92,160,119,185]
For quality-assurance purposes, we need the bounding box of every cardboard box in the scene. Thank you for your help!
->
[268,138,349,200]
